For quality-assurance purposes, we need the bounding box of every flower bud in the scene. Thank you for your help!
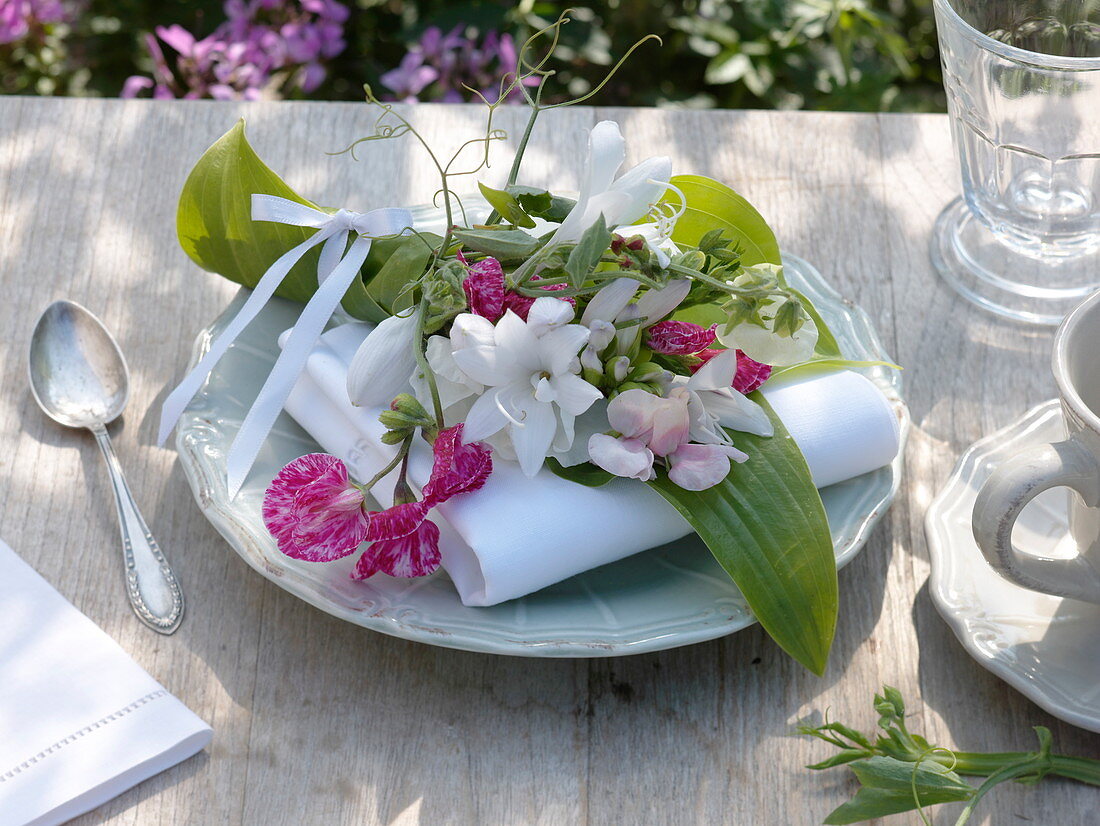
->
[391,477,418,507]
[629,362,665,383]
[674,250,706,272]
[609,355,631,383]
[347,312,419,407]
[587,319,617,352]
[580,344,604,374]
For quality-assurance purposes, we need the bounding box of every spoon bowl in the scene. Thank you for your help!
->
[29,301,129,430]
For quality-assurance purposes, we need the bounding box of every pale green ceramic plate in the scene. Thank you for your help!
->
[176,251,907,656]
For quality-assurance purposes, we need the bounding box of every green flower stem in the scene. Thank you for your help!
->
[510,270,665,298]
[358,435,411,493]
[665,261,789,299]
[952,758,1055,826]
[414,300,445,428]
[935,752,1100,785]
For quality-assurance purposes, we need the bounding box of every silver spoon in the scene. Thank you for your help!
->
[28,300,184,634]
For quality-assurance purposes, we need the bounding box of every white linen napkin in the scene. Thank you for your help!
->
[281,323,899,606]
[0,539,212,826]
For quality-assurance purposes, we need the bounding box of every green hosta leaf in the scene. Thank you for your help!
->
[545,458,615,487]
[340,233,440,321]
[769,358,901,381]
[452,227,541,261]
[661,174,781,266]
[478,182,536,228]
[660,174,843,359]
[646,395,837,674]
[565,214,612,288]
[177,119,325,303]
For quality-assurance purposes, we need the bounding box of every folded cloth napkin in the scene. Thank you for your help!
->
[281,323,900,606]
[0,539,212,826]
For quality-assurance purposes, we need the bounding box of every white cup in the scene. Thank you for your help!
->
[973,289,1100,602]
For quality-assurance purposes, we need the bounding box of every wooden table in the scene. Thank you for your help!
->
[0,98,1095,825]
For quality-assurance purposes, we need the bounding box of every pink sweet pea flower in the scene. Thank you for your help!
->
[422,422,493,501]
[462,258,506,321]
[502,276,575,320]
[589,388,749,490]
[666,442,748,491]
[263,453,370,562]
[353,424,492,580]
[355,520,441,579]
[587,433,655,481]
[606,388,691,457]
[694,348,773,394]
[459,257,575,322]
[645,320,717,355]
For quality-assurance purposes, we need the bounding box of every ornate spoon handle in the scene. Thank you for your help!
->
[91,426,184,634]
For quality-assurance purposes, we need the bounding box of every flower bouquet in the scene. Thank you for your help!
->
[160,16,901,672]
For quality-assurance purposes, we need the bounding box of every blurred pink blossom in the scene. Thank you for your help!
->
[122,0,348,100]
[381,25,539,104]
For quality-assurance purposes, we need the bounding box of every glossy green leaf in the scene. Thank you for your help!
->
[565,215,612,288]
[176,119,325,303]
[661,174,781,266]
[545,458,615,487]
[452,227,541,261]
[478,182,536,228]
[508,185,576,223]
[824,758,974,824]
[646,394,837,674]
[769,358,901,381]
[341,232,440,320]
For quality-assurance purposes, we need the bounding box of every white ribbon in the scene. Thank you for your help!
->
[158,194,413,497]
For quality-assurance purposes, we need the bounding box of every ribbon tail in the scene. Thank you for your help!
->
[156,229,334,446]
[224,235,373,497]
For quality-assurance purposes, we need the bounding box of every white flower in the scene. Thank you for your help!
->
[550,121,672,247]
[347,312,419,407]
[449,297,603,477]
[679,348,774,439]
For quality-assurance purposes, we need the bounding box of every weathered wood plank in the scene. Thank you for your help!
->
[0,98,1093,826]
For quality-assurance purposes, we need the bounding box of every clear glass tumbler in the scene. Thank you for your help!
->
[932,0,1100,325]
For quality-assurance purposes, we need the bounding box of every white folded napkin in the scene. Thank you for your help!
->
[281,323,899,606]
[0,539,212,826]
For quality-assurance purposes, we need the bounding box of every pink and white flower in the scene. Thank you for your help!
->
[265,426,492,580]
[646,320,717,355]
[262,453,370,561]
[354,423,492,580]
[461,256,574,323]
[588,387,750,491]
[694,347,773,394]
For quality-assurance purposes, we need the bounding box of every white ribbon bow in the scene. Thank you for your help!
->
[158,194,413,497]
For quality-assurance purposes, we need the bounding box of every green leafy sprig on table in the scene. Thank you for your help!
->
[802,686,1100,824]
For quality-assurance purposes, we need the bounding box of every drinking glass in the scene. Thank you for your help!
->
[932,0,1100,325]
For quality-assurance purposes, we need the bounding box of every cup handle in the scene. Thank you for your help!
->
[973,438,1100,603]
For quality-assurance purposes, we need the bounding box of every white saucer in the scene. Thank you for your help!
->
[926,400,1100,733]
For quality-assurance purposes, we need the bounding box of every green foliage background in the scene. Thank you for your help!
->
[2,0,945,111]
